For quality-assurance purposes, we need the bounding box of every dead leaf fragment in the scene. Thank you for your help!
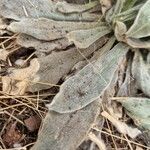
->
[2,58,40,95]
[101,111,141,139]
[136,146,144,150]
[24,115,41,132]
[100,0,112,15]
[2,123,22,147]
[107,101,123,119]
[0,48,9,61]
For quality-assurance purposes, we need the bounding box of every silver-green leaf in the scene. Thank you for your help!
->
[67,26,111,49]
[47,43,129,113]
[126,0,150,38]
[132,50,150,97]
[115,97,150,130]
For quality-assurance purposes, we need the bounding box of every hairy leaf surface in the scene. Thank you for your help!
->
[116,97,150,130]
[48,43,129,113]
[126,0,150,38]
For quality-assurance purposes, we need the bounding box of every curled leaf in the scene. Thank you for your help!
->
[47,43,129,113]
[115,21,127,42]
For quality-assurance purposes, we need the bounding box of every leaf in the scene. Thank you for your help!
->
[113,0,126,15]
[106,0,126,23]
[126,0,150,38]
[126,37,150,48]
[123,0,138,10]
[2,122,22,147]
[67,26,111,49]
[101,111,142,138]
[55,1,99,13]
[31,100,100,150]
[0,0,98,21]
[0,0,53,20]
[16,34,72,55]
[47,43,129,113]
[91,36,116,61]
[115,97,150,130]
[114,4,142,22]
[7,18,97,41]
[132,50,150,97]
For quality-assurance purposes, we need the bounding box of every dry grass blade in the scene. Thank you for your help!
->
[93,128,150,149]
[88,132,106,150]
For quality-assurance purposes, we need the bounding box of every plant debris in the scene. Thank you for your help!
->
[24,115,41,132]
